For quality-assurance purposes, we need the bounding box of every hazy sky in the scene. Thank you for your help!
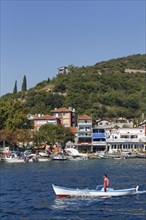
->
[1,0,145,96]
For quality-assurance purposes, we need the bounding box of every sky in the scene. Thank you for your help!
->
[0,0,145,96]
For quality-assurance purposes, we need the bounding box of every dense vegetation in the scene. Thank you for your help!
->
[0,54,146,131]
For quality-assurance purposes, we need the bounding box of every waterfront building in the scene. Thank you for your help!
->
[31,109,146,152]
[51,107,76,127]
[106,127,146,152]
[77,115,92,152]
[92,127,106,152]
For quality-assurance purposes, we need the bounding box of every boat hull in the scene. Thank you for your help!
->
[52,184,139,197]
[1,158,25,163]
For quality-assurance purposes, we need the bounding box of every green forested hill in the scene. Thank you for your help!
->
[0,54,146,129]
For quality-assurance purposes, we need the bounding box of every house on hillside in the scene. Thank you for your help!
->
[95,119,111,128]
[139,119,146,139]
[50,107,76,127]
[33,115,61,131]
[95,118,133,129]
[112,118,133,128]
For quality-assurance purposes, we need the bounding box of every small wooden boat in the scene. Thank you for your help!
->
[52,184,141,197]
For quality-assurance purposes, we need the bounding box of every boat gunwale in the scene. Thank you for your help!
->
[52,184,136,193]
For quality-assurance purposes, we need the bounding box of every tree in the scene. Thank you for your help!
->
[0,129,34,148]
[0,129,14,147]
[36,124,75,146]
[0,99,29,129]
[13,129,34,147]
[53,82,66,93]
[22,75,27,92]
[13,80,17,94]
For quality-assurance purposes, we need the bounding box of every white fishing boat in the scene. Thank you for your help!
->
[97,153,112,159]
[1,152,39,163]
[67,155,88,161]
[65,147,88,160]
[37,156,50,162]
[1,156,25,163]
[52,153,67,161]
[1,152,25,163]
[52,184,144,198]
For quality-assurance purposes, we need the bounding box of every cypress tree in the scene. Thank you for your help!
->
[22,75,27,92]
[13,80,17,93]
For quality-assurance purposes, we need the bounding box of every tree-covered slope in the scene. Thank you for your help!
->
[0,54,146,129]
[51,54,146,119]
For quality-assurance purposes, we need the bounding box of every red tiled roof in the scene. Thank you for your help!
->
[51,107,72,113]
[34,115,57,120]
[78,115,92,120]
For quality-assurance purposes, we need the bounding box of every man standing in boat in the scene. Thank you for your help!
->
[103,174,110,192]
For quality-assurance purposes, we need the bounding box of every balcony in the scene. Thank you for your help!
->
[78,122,92,126]
[106,138,142,143]
[78,132,92,137]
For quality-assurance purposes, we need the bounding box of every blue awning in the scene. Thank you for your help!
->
[92,133,105,138]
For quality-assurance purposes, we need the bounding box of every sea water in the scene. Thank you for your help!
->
[0,158,146,220]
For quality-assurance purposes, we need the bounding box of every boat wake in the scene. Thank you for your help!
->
[51,196,109,210]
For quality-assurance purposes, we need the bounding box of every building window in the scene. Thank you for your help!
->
[63,113,69,116]
[131,135,137,138]
[36,120,46,125]
[120,135,129,138]
[93,138,105,142]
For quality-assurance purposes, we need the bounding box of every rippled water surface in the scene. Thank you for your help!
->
[0,159,146,220]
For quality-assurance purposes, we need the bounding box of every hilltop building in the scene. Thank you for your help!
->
[57,66,69,75]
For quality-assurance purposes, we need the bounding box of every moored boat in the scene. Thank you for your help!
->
[65,147,88,160]
[52,153,67,161]
[97,153,112,159]
[52,184,144,198]
[1,152,26,163]
[1,156,25,163]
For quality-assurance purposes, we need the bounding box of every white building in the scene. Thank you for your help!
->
[96,118,133,128]
[77,115,92,151]
[106,127,146,152]
[57,66,69,75]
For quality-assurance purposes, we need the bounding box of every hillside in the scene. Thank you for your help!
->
[0,54,146,128]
